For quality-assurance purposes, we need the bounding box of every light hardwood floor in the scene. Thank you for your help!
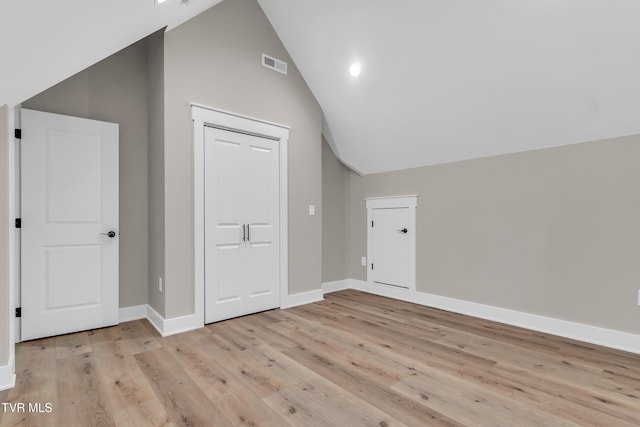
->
[1,290,640,426]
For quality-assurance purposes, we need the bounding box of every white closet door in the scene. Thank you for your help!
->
[245,136,280,313]
[21,109,119,341]
[204,127,280,323]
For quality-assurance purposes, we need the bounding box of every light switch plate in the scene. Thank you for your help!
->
[361,257,367,266]
[308,205,315,216]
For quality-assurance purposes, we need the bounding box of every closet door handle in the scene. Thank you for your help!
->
[242,224,246,242]
[246,224,250,242]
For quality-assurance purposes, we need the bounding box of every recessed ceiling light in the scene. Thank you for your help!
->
[156,0,167,4]
[349,63,361,77]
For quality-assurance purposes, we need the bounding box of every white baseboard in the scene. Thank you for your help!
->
[322,279,351,294]
[282,289,324,309]
[145,304,165,336]
[144,304,202,338]
[0,355,16,391]
[116,289,329,338]
[146,288,325,334]
[163,313,201,337]
[119,305,147,323]
[145,288,326,334]
[147,288,326,335]
[348,279,640,355]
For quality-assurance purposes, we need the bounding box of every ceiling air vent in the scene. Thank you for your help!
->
[262,54,287,75]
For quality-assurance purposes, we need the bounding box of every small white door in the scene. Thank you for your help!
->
[204,127,280,323]
[367,196,417,290]
[370,208,411,288]
[21,109,119,341]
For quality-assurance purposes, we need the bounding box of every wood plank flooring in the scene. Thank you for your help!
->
[1,289,640,426]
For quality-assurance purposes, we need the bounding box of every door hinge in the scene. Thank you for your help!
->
[14,129,21,139]
[15,218,21,228]
[15,307,21,318]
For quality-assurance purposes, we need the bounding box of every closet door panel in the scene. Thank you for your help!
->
[204,128,247,323]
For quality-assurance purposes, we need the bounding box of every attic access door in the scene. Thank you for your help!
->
[366,196,417,290]
[20,109,119,341]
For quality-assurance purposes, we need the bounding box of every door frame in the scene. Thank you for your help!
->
[1,106,17,390]
[366,195,418,292]
[192,104,289,327]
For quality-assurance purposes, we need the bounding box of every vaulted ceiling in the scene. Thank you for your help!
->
[3,0,640,175]
[0,0,224,110]
[258,0,640,174]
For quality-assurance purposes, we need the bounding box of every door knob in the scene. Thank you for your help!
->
[100,231,117,238]
[397,228,408,234]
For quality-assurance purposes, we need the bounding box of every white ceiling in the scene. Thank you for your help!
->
[258,0,640,174]
[0,0,223,109]
[3,1,640,175]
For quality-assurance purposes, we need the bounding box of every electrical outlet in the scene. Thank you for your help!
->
[159,277,163,293]
[308,204,315,216]
[361,256,367,266]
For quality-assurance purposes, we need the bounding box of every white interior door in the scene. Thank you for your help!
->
[21,109,119,341]
[370,207,411,288]
[204,127,279,323]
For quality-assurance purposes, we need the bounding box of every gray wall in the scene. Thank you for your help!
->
[346,135,640,334]
[321,137,350,283]
[163,0,322,318]
[22,39,150,309]
[0,105,9,365]
[146,30,166,317]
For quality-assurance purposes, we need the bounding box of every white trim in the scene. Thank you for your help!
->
[192,105,289,327]
[322,280,351,294]
[281,289,324,309]
[366,195,417,292]
[278,130,289,317]
[144,304,198,337]
[146,305,201,337]
[119,305,147,323]
[0,355,16,391]
[193,110,205,332]
[348,279,640,355]
[190,103,290,130]
[162,313,200,337]
[8,106,17,368]
[145,304,165,336]
[365,194,418,205]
